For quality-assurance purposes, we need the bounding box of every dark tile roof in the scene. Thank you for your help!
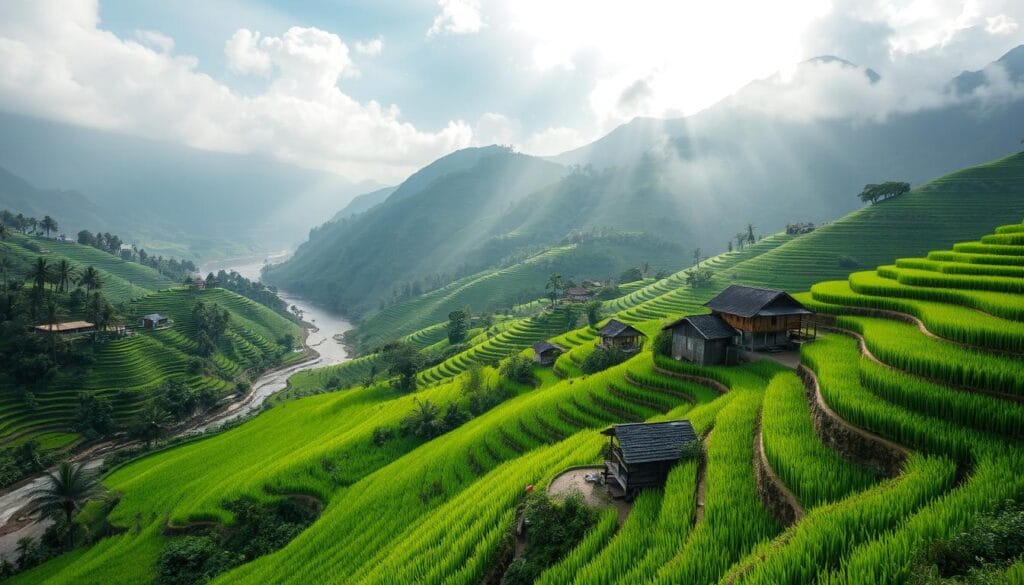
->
[143,313,167,321]
[704,285,812,318]
[598,319,646,338]
[563,287,592,296]
[532,340,565,354]
[602,420,698,464]
[662,314,738,340]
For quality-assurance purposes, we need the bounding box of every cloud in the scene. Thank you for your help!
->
[522,127,586,157]
[135,29,174,54]
[225,29,272,75]
[0,1,472,183]
[473,112,520,146]
[987,15,1019,35]
[427,0,483,37]
[355,36,384,56]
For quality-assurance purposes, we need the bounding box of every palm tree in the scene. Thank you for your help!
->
[734,232,747,250]
[54,260,76,293]
[79,266,102,292]
[745,223,756,244]
[27,461,103,545]
[131,405,173,446]
[40,216,58,238]
[14,213,26,233]
[44,299,64,359]
[28,257,50,292]
[26,217,38,235]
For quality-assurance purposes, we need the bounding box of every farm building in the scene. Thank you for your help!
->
[704,285,814,351]
[662,314,739,365]
[602,420,698,498]
[597,319,645,353]
[33,320,96,336]
[563,286,593,302]
[532,340,565,365]
[189,277,206,289]
[140,313,171,330]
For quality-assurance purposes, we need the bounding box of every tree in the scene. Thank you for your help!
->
[400,398,442,439]
[545,273,564,306]
[43,299,64,360]
[735,232,747,250]
[858,181,910,205]
[381,341,423,392]
[0,223,7,241]
[130,404,173,446]
[619,267,643,283]
[74,393,114,439]
[641,262,650,277]
[79,266,102,292]
[692,248,702,267]
[77,230,94,246]
[27,461,103,545]
[54,260,76,293]
[28,257,51,292]
[585,301,602,326]
[447,309,468,344]
[746,223,756,244]
[727,240,733,253]
[39,216,58,238]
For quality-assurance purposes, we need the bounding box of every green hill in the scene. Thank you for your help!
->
[349,233,684,351]
[10,154,1024,584]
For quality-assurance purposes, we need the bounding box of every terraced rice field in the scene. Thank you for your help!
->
[12,153,1024,584]
[0,288,300,449]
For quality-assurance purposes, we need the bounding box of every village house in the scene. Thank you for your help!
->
[140,313,171,330]
[33,320,96,337]
[562,286,594,303]
[602,420,698,498]
[532,340,565,365]
[597,319,645,353]
[661,314,739,365]
[189,277,206,289]
[704,285,815,351]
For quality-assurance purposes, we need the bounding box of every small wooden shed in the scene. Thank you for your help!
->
[140,313,170,330]
[597,319,645,353]
[662,314,739,365]
[563,287,593,303]
[602,420,698,498]
[532,340,565,365]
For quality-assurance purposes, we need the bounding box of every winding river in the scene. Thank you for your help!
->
[0,254,353,559]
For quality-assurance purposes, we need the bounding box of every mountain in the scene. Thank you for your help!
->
[263,147,568,314]
[330,186,397,222]
[952,44,1024,94]
[0,165,109,231]
[0,112,378,259]
[552,48,1024,230]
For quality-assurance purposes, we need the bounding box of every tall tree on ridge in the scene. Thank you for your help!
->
[40,216,58,238]
[79,266,102,293]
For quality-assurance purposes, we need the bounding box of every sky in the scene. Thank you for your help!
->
[0,0,1023,184]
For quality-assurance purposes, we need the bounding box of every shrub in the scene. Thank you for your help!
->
[652,329,673,357]
[501,492,597,585]
[499,355,534,385]
[837,255,861,269]
[580,347,628,374]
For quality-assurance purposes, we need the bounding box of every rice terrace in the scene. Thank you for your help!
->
[2,2,1024,584]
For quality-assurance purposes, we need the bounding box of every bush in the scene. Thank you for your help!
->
[580,347,628,374]
[500,492,597,585]
[837,255,861,269]
[652,329,673,357]
[499,355,534,385]
[911,500,1024,584]
[154,536,232,585]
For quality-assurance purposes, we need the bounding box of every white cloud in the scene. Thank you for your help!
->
[225,29,272,75]
[473,112,520,146]
[0,1,472,183]
[135,29,174,54]
[987,14,1019,35]
[355,36,384,56]
[427,0,483,37]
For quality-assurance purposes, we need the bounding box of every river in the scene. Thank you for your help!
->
[0,254,354,559]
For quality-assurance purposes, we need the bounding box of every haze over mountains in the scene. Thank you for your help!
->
[266,45,1024,316]
[0,112,379,259]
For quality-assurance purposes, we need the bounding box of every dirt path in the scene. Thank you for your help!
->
[548,467,632,525]
[694,429,712,525]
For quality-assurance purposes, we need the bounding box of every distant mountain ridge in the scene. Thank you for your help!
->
[0,112,378,259]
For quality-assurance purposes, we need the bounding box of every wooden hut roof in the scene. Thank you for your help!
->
[532,340,565,354]
[704,285,812,318]
[598,319,646,339]
[564,287,591,296]
[34,320,95,333]
[661,314,738,340]
[143,313,167,321]
[601,420,698,464]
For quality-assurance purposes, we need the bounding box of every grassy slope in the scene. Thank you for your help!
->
[0,288,301,449]
[14,152,1024,583]
[351,236,685,351]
